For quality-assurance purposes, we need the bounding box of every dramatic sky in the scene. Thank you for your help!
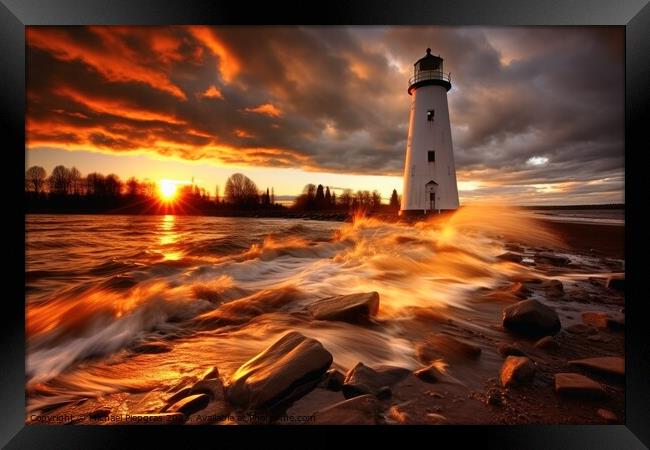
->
[26,26,624,205]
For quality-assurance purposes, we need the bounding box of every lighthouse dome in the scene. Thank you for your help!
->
[414,48,443,71]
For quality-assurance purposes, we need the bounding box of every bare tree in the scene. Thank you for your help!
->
[70,167,82,195]
[49,165,72,195]
[25,166,47,194]
[224,173,259,206]
[86,172,105,196]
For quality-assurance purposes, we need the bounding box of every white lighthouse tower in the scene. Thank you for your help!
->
[400,48,459,215]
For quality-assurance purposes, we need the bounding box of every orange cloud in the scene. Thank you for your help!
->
[188,26,241,83]
[27,27,187,100]
[201,85,224,100]
[55,87,186,125]
[234,129,254,138]
[244,103,283,118]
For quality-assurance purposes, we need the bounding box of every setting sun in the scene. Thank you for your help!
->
[159,180,178,201]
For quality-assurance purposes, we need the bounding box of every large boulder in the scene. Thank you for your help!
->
[342,363,410,399]
[568,357,624,378]
[227,331,333,410]
[416,333,482,363]
[554,373,605,397]
[500,356,536,387]
[502,300,561,337]
[308,292,379,323]
[310,394,381,425]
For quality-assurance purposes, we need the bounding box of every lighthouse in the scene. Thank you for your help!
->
[400,48,459,215]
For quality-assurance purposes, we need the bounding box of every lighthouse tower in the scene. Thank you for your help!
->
[400,48,459,215]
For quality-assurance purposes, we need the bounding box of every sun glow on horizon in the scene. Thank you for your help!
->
[159,179,182,201]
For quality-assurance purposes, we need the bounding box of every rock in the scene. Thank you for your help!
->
[342,363,410,399]
[546,279,564,292]
[597,408,618,423]
[534,335,560,350]
[414,364,447,383]
[606,276,624,291]
[167,393,211,416]
[165,387,193,407]
[132,342,172,354]
[502,300,561,337]
[416,333,482,363]
[89,408,111,419]
[319,369,345,391]
[500,356,536,387]
[388,405,410,423]
[497,343,527,358]
[308,292,379,323]
[124,413,185,425]
[311,394,381,425]
[554,373,605,397]
[497,252,523,263]
[190,378,225,401]
[510,282,531,299]
[581,311,609,329]
[486,388,504,406]
[200,366,220,380]
[568,357,624,378]
[565,323,598,335]
[537,252,570,266]
[227,331,333,410]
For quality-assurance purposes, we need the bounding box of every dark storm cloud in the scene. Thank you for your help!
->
[26,26,624,200]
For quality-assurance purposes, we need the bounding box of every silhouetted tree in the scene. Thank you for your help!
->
[49,165,72,195]
[70,167,83,195]
[315,184,325,208]
[25,166,47,195]
[86,172,105,196]
[104,174,122,197]
[338,189,353,209]
[271,187,275,205]
[389,189,400,210]
[224,173,259,206]
[126,177,139,196]
[324,186,332,206]
[371,190,382,209]
[293,184,317,210]
[215,185,220,203]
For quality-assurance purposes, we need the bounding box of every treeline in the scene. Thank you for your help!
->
[292,183,400,212]
[25,165,402,216]
[25,165,282,213]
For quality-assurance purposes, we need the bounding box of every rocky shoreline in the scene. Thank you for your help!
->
[26,218,625,425]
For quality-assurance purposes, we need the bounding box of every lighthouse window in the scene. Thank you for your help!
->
[427,109,435,121]
[428,151,435,162]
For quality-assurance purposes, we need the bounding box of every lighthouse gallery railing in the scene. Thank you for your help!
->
[408,70,452,86]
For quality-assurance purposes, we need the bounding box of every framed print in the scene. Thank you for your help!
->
[2,0,649,448]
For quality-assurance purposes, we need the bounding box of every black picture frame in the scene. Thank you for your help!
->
[3,1,649,448]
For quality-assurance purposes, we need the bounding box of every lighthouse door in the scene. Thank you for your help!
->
[425,181,437,212]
